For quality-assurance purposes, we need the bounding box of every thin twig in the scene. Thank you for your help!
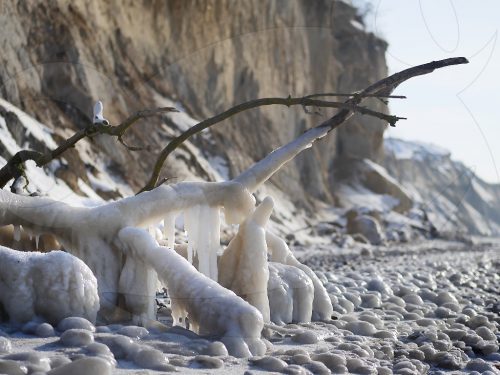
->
[0,107,177,188]
[139,95,402,192]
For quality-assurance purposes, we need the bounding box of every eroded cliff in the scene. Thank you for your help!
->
[0,0,388,206]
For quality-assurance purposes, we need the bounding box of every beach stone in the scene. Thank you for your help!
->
[250,356,287,372]
[292,331,318,344]
[59,329,94,347]
[202,341,228,356]
[36,323,55,337]
[47,357,112,375]
[57,317,95,332]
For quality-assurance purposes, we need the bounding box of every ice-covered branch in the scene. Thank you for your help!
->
[118,227,266,357]
[140,94,405,192]
[235,57,468,192]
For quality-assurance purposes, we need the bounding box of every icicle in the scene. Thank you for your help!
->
[183,204,221,281]
[208,207,220,281]
[184,206,201,264]
[13,225,21,242]
[35,235,40,250]
[197,206,211,278]
[163,212,177,249]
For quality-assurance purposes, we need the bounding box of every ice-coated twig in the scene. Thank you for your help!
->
[235,57,468,192]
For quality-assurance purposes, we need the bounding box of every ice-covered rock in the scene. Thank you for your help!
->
[266,231,333,320]
[346,210,384,245]
[219,197,273,322]
[0,246,99,324]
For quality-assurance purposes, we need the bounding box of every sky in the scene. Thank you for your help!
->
[355,0,500,184]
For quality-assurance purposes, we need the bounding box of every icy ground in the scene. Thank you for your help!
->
[0,239,499,375]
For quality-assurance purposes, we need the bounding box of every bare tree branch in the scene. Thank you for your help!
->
[140,58,467,193]
[234,57,469,193]
[139,94,403,193]
[0,107,177,188]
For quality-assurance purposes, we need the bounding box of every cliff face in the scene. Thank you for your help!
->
[0,0,387,205]
[384,138,500,236]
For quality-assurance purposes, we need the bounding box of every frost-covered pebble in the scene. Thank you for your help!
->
[95,326,112,333]
[475,326,496,340]
[416,318,435,327]
[59,329,94,347]
[202,341,229,356]
[36,322,55,337]
[57,317,95,332]
[337,297,355,313]
[304,360,331,374]
[292,353,310,365]
[291,330,318,344]
[132,347,172,371]
[436,292,458,306]
[0,337,12,353]
[402,294,424,306]
[432,349,467,369]
[97,335,134,359]
[361,294,382,308]
[373,330,397,340]
[49,355,71,369]
[344,321,377,336]
[47,357,112,375]
[84,342,114,358]
[366,278,392,295]
[465,358,498,372]
[117,325,149,339]
[250,356,287,372]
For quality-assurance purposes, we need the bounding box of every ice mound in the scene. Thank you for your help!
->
[0,246,99,324]
[219,197,274,322]
[118,227,266,357]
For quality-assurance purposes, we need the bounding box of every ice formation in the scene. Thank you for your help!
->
[0,103,335,354]
[266,231,334,321]
[219,197,274,322]
[184,204,220,280]
[0,246,99,324]
[118,227,266,357]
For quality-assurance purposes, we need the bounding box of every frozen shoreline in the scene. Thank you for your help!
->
[1,239,499,374]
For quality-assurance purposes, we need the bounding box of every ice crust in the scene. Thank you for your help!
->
[0,246,99,324]
[118,226,266,357]
[0,97,340,361]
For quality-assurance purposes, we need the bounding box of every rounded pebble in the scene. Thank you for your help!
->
[59,329,94,347]
[475,326,496,340]
[202,341,228,356]
[47,357,112,375]
[57,317,95,332]
[305,360,331,375]
[132,347,171,371]
[292,331,318,344]
[36,323,55,337]
[344,321,377,336]
[117,325,149,339]
[251,356,287,372]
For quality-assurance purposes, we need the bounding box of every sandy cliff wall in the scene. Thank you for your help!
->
[0,0,387,205]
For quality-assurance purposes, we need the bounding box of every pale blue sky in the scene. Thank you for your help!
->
[357,0,499,184]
